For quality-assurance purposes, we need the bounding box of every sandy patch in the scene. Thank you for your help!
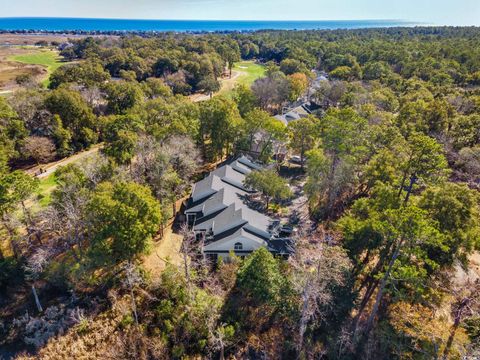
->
[143,225,183,277]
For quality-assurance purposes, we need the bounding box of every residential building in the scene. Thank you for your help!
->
[184,156,294,261]
[274,101,321,125]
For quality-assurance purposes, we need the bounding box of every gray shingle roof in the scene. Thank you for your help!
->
[193,200,272,239]
[187,163,251,213]
[230,160,252,175]
[194,203,240,233]
[187,155,293,255]
[204,186,247,216]
[239,207,272,239]
[237,155,262,170]
[190,174,224,203]
[268,238,295,255]
[212,164,248,188]
[274,104,311,125]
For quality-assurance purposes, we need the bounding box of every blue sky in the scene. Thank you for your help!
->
[0,0,479,25]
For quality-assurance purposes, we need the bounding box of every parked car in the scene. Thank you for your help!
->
[290,155,302,164]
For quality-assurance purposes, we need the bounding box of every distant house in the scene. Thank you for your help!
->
[184,155,294,261]
[310,70,329,90]
[249,131,288,161]
[274,102,317,125]
[58,42,73,51]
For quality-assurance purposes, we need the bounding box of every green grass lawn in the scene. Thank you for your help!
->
[217,60,266,96]
[35,173,57,208]
[233,61,266,87]
[9,49,66,87]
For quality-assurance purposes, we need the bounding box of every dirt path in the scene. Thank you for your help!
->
[27,144,102,178]
[276,167,311,237]
[218,69,243,93]
[143,225,183,277]
[190,69,244,102]
[284,179,311,226]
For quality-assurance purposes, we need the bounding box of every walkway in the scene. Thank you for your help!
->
[26,144,102,179]
[143,225,183,277]
[189,69,243,102]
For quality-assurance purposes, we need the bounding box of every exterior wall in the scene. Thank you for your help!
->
[205,250,254,262]
[203,235,266,254]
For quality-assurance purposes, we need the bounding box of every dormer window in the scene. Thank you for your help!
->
[234,242,243,250]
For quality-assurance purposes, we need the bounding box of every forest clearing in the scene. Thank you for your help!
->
[0,46,67,92]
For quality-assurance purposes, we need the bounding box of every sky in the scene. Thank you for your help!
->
[0,0,479,26]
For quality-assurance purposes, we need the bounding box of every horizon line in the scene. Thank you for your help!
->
[0,16,416,23]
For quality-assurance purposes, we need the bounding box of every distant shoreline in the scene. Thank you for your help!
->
[0,17,421,33]
[0,33,114,46]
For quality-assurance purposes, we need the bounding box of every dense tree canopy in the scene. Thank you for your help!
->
[88,181,162,264]
[245,169,292,208]
[2,26,480,360]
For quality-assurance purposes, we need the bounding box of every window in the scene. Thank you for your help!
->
[234,242,243,250]
[207,253,218,262]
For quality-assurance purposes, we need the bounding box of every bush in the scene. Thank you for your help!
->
[464,316,480,340]
[12,305,85,348]
[119,314,134,329]
[0,257,24,290]
[76,318,90,335]
[245,169,292,208]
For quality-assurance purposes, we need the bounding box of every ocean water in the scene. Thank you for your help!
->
[0,18,417,32]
